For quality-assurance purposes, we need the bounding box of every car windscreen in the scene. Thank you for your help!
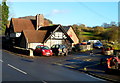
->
[36,46,41,49]
[42,46,50,50]
[51,45,60,48]
[95,43,102,45]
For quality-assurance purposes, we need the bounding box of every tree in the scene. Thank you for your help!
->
[0,4,2,35]
[0,4,2,27]
[101,26,119,42]
[93,26,104,35]
[2,0,9,33]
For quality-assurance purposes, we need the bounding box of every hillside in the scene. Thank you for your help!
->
[80,31,102,40]
[19,16,53,26]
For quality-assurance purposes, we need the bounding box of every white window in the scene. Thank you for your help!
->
[16,33,21,37]
[54,32,63,39]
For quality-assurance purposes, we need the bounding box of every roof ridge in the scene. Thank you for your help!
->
[12,18,32,21]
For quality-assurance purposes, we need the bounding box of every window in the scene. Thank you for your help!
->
[56,45,60,48]
[36,46,41,49]
[43,46,50,50]
[51,45,56,48]
[54,32,63,39]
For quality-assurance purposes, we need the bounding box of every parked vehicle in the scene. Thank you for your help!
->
[100,52,120,74]
[88,40,100,43]
[102,46,114,55]
[100,54,120,73]
[93,42,103,48]
[107,55,120,70]
[51,44,68,56]
[81,40,87,45]
[33,45,53,56]
[73,43,81,52]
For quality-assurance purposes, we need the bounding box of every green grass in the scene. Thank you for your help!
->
[80,31,102,40]
[104,42,120,50]
[104,28,112,31]
[0,30,2,35]
[113,44,120,50]
[80,32,94,36]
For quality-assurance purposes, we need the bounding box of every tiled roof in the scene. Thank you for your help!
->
[38,25,60,41]
[12,18,35,32]
[19,16,50,27]
[38,25,59,31]
[63,26,70,32]
[39,25,73,43]
[23,30,47,43]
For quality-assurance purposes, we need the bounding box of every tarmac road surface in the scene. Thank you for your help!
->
[1,50,107,82]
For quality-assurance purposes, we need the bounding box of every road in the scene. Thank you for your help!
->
[1,50,107,82]
[53,49,120,82]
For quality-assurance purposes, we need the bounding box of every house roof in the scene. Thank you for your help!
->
[19,16,50,27]
[63,26,70,32]
[38,25,59,31]
[39,25,73,43]
[22,30,48,43]
[38,25,60,42]
[63,26,79,40]
[11,18,35,32]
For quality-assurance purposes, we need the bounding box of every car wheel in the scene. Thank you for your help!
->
[115,62,119,69]
[33,51,37,56]
[64,52,68,56]
[55,53,58,56]
[105,67,111,74]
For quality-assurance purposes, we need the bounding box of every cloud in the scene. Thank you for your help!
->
[46,9,69,17]
[52,9,68,14]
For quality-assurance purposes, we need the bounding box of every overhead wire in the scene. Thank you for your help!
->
[76,2,114,21]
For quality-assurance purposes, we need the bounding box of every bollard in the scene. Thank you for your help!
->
[29,49,34,57]
[84,67,87,71]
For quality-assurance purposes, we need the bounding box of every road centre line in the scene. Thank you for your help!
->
[54,62,76,69]
[55,62,106,81]
[85,63,100,68]
[42,80,47,83]
[64,65,75,68]
[7,64,27,75]
[73,57,81,59]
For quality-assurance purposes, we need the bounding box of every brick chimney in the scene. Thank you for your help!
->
[36,14,44,30]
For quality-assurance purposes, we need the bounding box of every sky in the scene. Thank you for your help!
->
[1,1,119,27]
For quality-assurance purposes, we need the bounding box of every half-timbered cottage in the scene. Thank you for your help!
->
[5,14,73,49]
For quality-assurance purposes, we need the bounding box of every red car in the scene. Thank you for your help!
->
[81,40,87,45]
[100,53,120,71]
[33,45,53,56]
[107,55,120,70]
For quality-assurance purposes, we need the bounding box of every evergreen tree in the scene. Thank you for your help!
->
[0,4,2,27]
[2,0,9,33]
[0,4,2,35]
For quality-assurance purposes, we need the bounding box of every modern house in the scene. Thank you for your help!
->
[5,14,74,49]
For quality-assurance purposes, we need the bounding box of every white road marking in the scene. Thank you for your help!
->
[0,59,3,62]
[7,64,27,75]
[42,80,47,83]
[86,74,106,81]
